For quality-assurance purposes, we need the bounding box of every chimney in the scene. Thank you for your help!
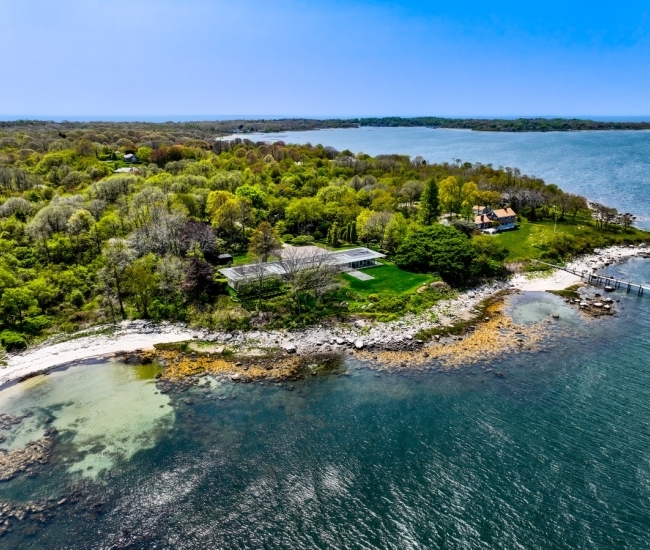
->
[480,215,484,222]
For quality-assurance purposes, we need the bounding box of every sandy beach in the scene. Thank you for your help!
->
[1,244,647,388]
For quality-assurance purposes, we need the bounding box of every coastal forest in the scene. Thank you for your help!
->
[0,122,646,351]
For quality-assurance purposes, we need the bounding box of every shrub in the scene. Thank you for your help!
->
[70,289,85,307]
[213,277,229,295]
[22,315,52,335]
[236,276,283,299]
[367,295,409,313]
[291,235,315,246]
[0,330,27,351]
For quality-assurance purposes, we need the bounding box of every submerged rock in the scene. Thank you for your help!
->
[0,434,56,482]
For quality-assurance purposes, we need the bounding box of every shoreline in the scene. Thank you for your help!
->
[2,244,648,389]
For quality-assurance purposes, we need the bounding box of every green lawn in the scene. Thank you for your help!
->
[339,263,435,295]
[495,215,650,262]
[232,252,253,265]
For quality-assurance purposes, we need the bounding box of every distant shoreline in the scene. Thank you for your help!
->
[2,117,650,133]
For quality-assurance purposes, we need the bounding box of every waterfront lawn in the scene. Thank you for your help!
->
[340,264,435,296]
[334,264,450,321]
[495,215,650,262]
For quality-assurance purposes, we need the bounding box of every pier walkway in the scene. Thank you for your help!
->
[532,260,648,297]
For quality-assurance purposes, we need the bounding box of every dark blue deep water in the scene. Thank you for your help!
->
[0,259,649,549]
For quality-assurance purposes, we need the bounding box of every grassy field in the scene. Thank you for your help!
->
[495,215,650,262]
[339,263,435,295]
[232,252,253,265]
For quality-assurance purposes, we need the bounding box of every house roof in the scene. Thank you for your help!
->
[219,247,385,282]
[474,215,491,225]
[492,208,516,218]
[329,248,385,263]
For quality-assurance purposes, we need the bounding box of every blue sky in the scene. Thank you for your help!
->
[1,0,649,118]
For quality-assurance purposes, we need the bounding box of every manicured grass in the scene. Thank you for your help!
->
[232,252,253,265]
[339,263,435,295]
[495,215,650,262]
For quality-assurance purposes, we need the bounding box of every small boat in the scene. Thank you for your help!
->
[604,286,615,292]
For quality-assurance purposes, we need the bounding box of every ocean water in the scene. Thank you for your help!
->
[1,266,650,548]
[236,127,650,228]
[1,128,650,547]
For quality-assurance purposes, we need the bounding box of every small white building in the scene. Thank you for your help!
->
[123,153,139,163]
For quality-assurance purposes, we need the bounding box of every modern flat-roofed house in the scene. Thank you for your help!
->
[219,247,385,288]
[491,207,517,230]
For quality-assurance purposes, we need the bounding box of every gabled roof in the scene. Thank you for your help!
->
[492,207,516,218]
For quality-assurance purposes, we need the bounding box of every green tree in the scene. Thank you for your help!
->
[418,178,440,225]
[235,185,267,208]
[136,146,152,163]
[2,287,39,327]
[249,222,282,262]
[327,222,340,247]
[124,254,159,317]
[438,176,463,218]
[27,278,59,311]
[383,212,408,253]
[393,225,477,285]
[100,238,135,319]
[460,182,479,219]
[285,197,324,234]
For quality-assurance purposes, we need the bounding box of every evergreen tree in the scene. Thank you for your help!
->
[350,221,358,243]
[328,222,340,247]
[419,178,441,225]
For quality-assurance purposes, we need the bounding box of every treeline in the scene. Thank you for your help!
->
[0,124,638,349]
[1,117,649,139]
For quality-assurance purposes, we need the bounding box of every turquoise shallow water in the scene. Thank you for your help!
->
[0,264,649,548]
[236,127,650,228]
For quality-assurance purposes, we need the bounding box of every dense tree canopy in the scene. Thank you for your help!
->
[0,121,634,346]
[394,225,477,285]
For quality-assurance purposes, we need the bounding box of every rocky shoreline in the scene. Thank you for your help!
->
[1,244,648,388]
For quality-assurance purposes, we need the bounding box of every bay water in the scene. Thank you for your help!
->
[0,129,649,548]
[235,127,650,228]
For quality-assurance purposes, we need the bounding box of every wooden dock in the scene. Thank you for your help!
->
[532,260,648,296]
